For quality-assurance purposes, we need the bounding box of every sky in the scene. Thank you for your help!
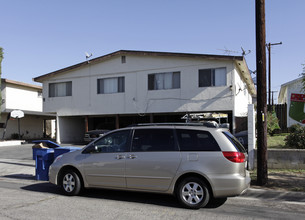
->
[1,0,305,103]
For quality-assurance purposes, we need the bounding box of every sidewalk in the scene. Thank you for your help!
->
[242,188,305,203]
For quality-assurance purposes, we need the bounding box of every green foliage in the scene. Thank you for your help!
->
[267,133,288,148]
[267,110,280,136]
[285,124,305,149]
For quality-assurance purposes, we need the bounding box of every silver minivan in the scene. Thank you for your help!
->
[49,124,250,209]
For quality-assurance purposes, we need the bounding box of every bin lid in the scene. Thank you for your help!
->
[32,140,61,148]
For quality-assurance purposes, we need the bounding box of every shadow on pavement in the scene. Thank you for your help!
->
[0,160,35,167]
[3,174,35,180]
[21,182,61,194]
[20,182,227,209]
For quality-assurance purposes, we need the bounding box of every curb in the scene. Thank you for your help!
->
[242,188,305,203]
[0,140,25,147]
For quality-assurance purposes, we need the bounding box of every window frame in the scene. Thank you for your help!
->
[97,76,125,94]
[198,67,227,87]
[148,71,181,91]
[48,81,72,98]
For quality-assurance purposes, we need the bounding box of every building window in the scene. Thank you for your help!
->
[121,56,126,63]
[148,71,180,90]
[199,67,226,87]
[97,77,125,94]
[49,81,72,97]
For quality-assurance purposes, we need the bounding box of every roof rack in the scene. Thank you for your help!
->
[129,122,218,128]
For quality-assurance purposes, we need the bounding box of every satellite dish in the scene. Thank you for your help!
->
[11,110,24,118]
[85,52,92,59]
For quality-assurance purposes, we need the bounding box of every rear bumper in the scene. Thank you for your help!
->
[211,171,251,198]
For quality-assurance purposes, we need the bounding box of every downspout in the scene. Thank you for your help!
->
[56,115,61,144]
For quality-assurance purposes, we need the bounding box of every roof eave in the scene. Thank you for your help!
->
[234,58,257,96]
[34,50,244,83]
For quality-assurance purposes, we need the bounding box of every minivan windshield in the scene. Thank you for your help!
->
[223,131,246,153]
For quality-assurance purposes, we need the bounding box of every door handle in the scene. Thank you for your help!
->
[115,155,125,160]
[128,154,137,159]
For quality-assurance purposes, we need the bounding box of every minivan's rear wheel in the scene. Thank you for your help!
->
[176,177,210,209]
[61,170,82,196]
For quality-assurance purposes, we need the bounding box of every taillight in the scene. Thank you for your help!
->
[222,152,245,163]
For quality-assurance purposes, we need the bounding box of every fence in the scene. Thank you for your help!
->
[269,104,287,132]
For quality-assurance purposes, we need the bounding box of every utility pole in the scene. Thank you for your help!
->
[266,42,282,110]
[256,0,268,185]
[271,91,278,105]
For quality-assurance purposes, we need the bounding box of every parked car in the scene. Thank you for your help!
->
[84,129,109,143]
[234,130,248,151]
[49,124,250,209]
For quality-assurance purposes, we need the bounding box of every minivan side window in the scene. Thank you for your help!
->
[176,129,220,151]
[131,129,177,152]
[83,130,130,153]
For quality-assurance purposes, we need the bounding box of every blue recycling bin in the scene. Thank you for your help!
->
[35,148,54,181]
[54,146,82,158]
[32,140,61,160]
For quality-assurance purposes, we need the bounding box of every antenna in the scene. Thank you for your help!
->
[85,52,93,63]
[217,47,239,55]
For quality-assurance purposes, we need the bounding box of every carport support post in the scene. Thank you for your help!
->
[248,104,255,170]
[115,115,119,129]
[18,117,21,140]
[85,116,89,132]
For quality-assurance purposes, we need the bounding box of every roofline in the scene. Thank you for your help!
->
[278,77,304,103]
[2,78,42,90]
[33,50,244,82]
[2,109,55,117]
[280,77,303,87]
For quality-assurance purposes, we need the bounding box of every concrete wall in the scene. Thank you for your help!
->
[254,149,305,169]
[233,68,252,117]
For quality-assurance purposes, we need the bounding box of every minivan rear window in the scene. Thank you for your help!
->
[223,131,246,153]
[176,129,220,151]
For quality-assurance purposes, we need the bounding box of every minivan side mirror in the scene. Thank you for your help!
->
[82,144,99,154]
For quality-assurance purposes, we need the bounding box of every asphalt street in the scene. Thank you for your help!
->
[0,144,305,219]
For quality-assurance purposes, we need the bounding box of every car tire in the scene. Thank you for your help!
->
[176,177,210,209]
[61,170,82,196]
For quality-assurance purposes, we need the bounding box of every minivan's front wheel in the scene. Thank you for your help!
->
[176,177,210,209]
[61,170,82,196]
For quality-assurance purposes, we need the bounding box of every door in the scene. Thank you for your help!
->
[81,130,130,188]
[126,128,181,191]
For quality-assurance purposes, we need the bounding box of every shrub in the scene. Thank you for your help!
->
[285,124,305,149]
[267,110,280,136]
